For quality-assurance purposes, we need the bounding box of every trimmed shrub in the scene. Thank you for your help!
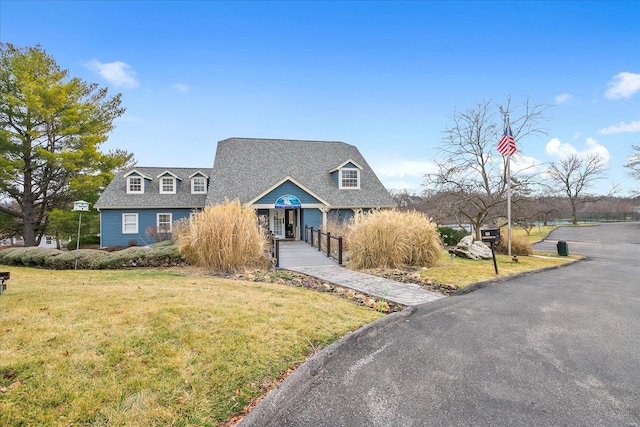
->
[437,226,469,246]
[92,243,185,269]
[175,199,270,273]
[22,248,63,266]
[347,210,442,269]
[0,247,62,267]
[44,249,109,270]
[66,235,100,251]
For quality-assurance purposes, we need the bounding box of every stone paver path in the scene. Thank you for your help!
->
[278,241,444,306]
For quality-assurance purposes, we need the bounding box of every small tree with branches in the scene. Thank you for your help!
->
[624,145,640,192]
[425,97,550,239]
[545,152,613,224]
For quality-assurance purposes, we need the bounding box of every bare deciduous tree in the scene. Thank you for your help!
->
[425,97,550,239]
[624,145,640,187]
[545,153,612,225]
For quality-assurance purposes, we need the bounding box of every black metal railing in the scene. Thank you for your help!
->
[304,225,343,265]
[268,233,280,268]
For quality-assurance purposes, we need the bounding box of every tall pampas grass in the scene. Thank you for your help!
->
[347,210,442,269]
[174,199,269,272]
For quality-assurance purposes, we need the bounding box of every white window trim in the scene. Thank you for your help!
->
[191,176,207,194]
[157,213,173,233]
[159,177,176,194]
[339,168,360,189]
[127,176,144,194]
[122,213,139,234]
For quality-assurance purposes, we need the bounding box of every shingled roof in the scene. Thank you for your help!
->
[205,138,395,208]
[95,167,212,209]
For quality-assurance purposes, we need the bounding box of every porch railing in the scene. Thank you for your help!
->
[304,225,343,265]
[268,233,280,268]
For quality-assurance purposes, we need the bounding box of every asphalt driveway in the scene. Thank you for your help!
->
[240,222,640,426]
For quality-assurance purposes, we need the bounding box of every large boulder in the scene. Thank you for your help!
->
[453,235,493,260]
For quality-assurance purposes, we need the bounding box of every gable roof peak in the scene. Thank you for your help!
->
[156,170,183,180]
[123,169,153,180]
[329,159,364,173]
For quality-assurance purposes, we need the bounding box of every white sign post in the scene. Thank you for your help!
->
[72,201,90,270]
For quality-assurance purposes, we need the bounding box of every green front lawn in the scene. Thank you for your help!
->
[0,267,382,426]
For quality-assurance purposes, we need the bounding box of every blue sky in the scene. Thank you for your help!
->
[2,1,639,196]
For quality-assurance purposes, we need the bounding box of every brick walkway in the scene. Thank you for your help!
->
[278,241,444,306]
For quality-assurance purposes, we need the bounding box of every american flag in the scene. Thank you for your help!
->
[497,124,516,157]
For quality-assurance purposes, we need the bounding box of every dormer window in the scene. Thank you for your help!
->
[124,169,152,194]
[330,159,363,190]
[340,168,360,189]
[156,170,181,194]
[191,176,207,194]
[160,176,176,194]
[189,171,209,194]
[127,176,143,194]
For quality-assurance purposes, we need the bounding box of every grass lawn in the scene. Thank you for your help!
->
[422,251,579,288]
[420,225,579,288]
[0,267,382,426]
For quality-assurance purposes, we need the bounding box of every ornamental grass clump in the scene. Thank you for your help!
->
[495,233,533,256]
[347,209,442,269]
[175,199,270,272]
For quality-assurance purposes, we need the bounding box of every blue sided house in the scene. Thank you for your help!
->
[94,138,396,247]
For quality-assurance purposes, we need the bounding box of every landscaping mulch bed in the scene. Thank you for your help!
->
[211,269,407,313]
[211,267,457,314]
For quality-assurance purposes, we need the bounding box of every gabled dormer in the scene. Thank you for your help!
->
[189,171,209,194]
[124,169,153,194]
[157,170,182,194]
[329,159,363,190]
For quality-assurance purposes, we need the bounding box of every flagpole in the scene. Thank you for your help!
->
[506,114,512,257]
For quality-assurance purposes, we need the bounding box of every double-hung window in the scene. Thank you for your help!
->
[122,213,139,234]
[127,176,143,193]
[340,168,360,189]
[157,213,173,233]
[160,177,176,194]
[191,176,206,194]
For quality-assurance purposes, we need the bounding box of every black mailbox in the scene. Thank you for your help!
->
[480,228,501,243]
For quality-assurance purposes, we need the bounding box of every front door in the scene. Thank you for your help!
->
[285,209,296,239]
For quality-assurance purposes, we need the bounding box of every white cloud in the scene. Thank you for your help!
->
[604,72,640,99]
[510,154,542,175]
[84,59,139,89]
[545,138,578,158]
[172,83,189,93]
[372,158,437,190]
[375,159,437,179]
[382,179,422,190]
[598,120,640,134]
[585,137,611,162]
[545,137,610,162]
[555,93,572,104]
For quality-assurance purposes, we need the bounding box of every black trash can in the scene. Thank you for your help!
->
[557,240,569,256]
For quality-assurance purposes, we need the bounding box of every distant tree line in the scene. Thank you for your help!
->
[390,189,640,232]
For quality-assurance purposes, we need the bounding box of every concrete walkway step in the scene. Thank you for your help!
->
[278,241,444,306]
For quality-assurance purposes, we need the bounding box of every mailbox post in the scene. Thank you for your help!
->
[481,228,501,275]
[73,201,90,270]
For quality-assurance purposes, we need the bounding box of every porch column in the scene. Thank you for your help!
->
[320,207,330,229]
